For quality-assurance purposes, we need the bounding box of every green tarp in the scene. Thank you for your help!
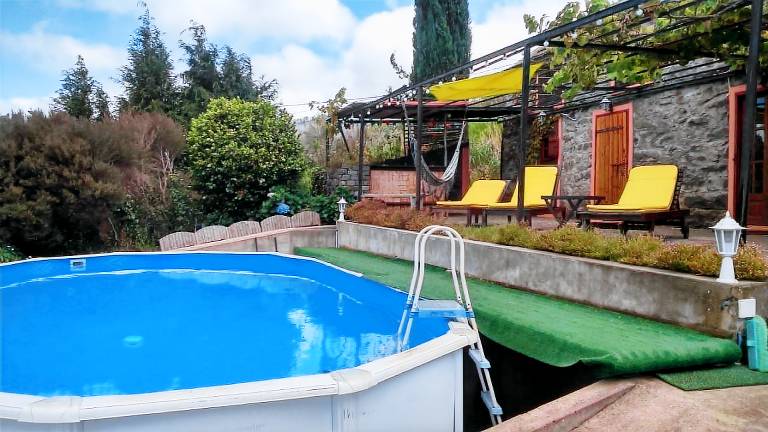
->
[296,247,741,377]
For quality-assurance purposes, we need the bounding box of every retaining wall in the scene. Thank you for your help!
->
[337,222,768,336]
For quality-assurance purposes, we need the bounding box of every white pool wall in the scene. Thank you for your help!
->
[0,322,474,432]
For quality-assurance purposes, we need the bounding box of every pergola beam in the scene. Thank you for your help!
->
[738,0,764,236]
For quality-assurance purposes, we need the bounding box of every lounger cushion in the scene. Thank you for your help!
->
[586,165,678,212]
[435,179,507,206]
[486,166,558,209]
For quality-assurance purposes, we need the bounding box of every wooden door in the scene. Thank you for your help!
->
[593,111,630,204]
[747,98,768,225]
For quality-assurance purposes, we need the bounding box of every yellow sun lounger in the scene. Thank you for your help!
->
[477,166,559,225]
[432,179,508,225]
[578,165,690,238]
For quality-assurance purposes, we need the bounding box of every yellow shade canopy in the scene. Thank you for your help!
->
[429,63,544,101]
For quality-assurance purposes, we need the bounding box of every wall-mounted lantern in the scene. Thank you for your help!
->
[600,96,613,112]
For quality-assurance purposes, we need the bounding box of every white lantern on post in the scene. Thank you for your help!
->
[337,197,348,222]
[710,211,745,283]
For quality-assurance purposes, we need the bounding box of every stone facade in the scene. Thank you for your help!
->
[325,165,370,196]
[503,78,733,226]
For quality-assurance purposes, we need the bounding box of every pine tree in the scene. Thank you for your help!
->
[92,85,111,121]
[219,46,253,100]
[120,8,177,115]
[410,0,471,84]
[179,24,219,122]
[219,46,278,101]
[52,55,96,119]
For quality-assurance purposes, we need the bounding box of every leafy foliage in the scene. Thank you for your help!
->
[258,186,356,223]
[524,0,763,99]
[411,0,471,83]
[187,98,305,224]
[0,244,22,263]
[0,111,189,255]
[52,55,109,120]
[120,8,178,115]
[468,122,501,182]
[0,112,126,255]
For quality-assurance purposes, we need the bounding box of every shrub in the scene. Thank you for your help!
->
[0,111,189,255]
[734,243,768,281]
[258,186,355,223]
[0,244,22,263]
[345,200,446,231]
[0,112,125,255]
[187,98,305,223]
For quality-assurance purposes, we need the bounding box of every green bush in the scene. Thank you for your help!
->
[0,244,22,263]
[258,186,355,223]
[0,111,189,255]
[187,98,305,224]
[0,112,126,255]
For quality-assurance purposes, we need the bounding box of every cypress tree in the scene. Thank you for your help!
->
[120,8,177,115]
[52,55,96,119]
[410,0,471,83]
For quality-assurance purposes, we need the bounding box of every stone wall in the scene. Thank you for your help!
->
[502,78,732,226]
[326,165,370,196]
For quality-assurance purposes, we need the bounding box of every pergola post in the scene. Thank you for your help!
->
[415,87,424,210]
[517,45,532,222]
[357,119,366,200]
[737,0,764,238]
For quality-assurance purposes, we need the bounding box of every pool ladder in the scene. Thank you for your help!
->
[396,225,503,425]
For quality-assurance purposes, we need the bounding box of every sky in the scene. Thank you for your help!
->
[0,0,566,117]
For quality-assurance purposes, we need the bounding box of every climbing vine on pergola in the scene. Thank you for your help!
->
[524,0,767,99]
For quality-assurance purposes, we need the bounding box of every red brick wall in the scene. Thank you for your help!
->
[369,168,446,205]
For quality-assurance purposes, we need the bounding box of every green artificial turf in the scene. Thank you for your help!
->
[296,247,741,378]
[658,365,768,390]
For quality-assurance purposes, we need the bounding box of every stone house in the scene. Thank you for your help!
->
[502,62,759,227]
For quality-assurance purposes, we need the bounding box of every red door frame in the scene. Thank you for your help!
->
[727,84,768,229]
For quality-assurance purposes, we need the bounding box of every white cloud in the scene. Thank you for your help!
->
[0,96,54,114]
[253,6,413,114]
[254,0,568,115]
[0,23,125,74]
[61,0,357,45]
[3,0,571,116]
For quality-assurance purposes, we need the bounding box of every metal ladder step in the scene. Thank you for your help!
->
[481,391,503,416]
[396,225,502,425]
[414,299,468,318]
[468,348,491,369]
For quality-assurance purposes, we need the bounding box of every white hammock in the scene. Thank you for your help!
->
[401,101,466,186]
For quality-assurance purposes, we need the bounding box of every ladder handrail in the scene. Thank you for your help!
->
[395,225,502,426]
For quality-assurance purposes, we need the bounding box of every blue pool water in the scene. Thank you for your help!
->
[0,253,448,397]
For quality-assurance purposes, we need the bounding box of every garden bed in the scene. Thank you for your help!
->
[337,221,768,335]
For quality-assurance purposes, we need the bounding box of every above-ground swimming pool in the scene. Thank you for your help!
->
[0,252,474,432]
